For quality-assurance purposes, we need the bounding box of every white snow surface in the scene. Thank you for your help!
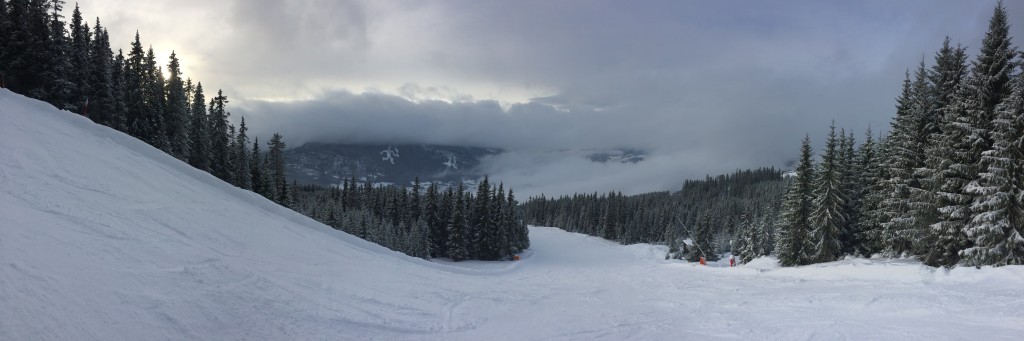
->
[2,89,1024,340]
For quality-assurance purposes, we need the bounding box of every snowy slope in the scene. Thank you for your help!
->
[2,89,1024,340]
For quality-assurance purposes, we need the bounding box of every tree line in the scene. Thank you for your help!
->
[521,167,787,263]
[777,2,1023,268]
[292,177,530,261]
[0,0,291,206]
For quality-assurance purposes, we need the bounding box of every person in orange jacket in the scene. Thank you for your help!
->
[729,254,736,267]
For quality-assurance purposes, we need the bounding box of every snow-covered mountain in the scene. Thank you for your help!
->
[3,90,1023,340]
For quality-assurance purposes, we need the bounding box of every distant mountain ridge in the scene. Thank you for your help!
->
[285,143,501,187]
[285,143,650,188]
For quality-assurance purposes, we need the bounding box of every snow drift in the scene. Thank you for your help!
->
[2,89,1023,340]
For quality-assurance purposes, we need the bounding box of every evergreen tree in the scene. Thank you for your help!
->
[922,50,970,267]
[67,3,90,114]
[736,207,757,264]
[232,117,251,190]
[144,47,169,151]
[447,184,470,261]
[425,182,447,258]
[856,127,885,256]
[776,135,814,266]
[472,176,493,259]
[962,69,1024,266]
[492,183,509,259]
[86,20,114,125]
[879,71,920,256]
[508,188,529,251]
[267,133,289,206]
[930,3,1016,266]
[688,209,718,262]
[165,52,189,160]
[3,0,49,96]
[209,89,231,181]
[809,123,846,262]
[125,32,148,139]
[410,177,421,222]
[187,83,210,171]
[108,49,127,131]
[0,0,8,86]
[250,136,268,197]
[838,130,860,253]
[41,0,72,110]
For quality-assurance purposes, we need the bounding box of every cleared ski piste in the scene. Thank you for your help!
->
[2,89,1023,340]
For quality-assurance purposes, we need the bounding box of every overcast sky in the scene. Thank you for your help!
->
[84,0,1023,197]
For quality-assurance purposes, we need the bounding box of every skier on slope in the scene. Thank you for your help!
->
[729,254,735,267]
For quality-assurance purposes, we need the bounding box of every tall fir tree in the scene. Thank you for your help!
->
[209,89,232,181]
[165,52,189,161]
[879,71,919,256]
[776,135,815,266]
[962,66,1024,266]
[425,182,447,258]
[125,32,148,139]
[250,136,268,197]
[67,3,91,114]
[471,176,493,259]
[187,83,210,171]
[856,127,885,256]
[109,49,128,131]
[41,0,72,110]
[931,2,1016,266]
[809,123,846,262]
[267,133,289,206]
[232,117,251,190]
[87,20,114,125]
[447,184,470,261]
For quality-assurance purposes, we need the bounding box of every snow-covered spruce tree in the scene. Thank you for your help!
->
[737,207,757,264]
[775,135,815,266]
[856,127,886,256]
[962,68,1024,266]
[923,39,970,267]
[932,2,1016,266]
[688,209,718,262]
[878,71,920,257]
[838,130,861,254]
[881,61,938,258]
[809,123,847,263]
[447,184,470,262]
[406,219,430,260]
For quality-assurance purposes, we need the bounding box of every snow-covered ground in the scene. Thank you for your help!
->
[2,89,1023,340]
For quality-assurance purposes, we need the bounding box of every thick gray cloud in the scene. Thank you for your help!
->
[83,0,1024,197]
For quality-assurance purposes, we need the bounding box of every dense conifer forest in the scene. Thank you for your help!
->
[292,177,530,260]
[0,0,291,206]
